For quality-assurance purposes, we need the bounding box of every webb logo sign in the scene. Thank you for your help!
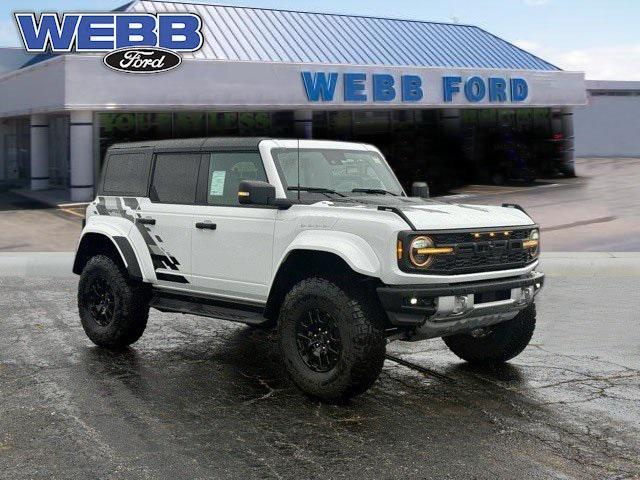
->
[14,12,203,73]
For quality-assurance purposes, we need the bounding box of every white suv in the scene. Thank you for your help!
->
[74,138,544,402]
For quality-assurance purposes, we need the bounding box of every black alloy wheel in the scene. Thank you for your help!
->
[295,308,342,373]
[87,277,115,326]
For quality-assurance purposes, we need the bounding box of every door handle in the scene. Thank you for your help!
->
[137,218,156,225]
[196,222,217,230]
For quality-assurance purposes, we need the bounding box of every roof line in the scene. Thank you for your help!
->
[128,0,478,29]
[472,25,561,71]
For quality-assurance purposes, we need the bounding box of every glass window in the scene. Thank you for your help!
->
[353,111,390,135]
[516,109,534,132]
[173,112,206,138]
[151,153,200,204]
[497,109,516,127]
[207,151,267,206]
[103,152,151,196]
[391,110,415,132]
[478,109,497,129]
[270,111,295,136]
[327,111,352,139]
[533,108,551,132]
[272,148,403,199]
[100,113,136,141]
[137,113,172,139]
[238,112,271,135]
[312,112,328,138]
[208,112,238,135]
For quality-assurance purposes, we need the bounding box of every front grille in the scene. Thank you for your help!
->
[418,227,536,275]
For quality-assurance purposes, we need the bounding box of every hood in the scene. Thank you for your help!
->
[330,196,534,230]
[398,203,534,230]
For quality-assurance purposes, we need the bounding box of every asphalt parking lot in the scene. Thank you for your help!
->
[1,257,639,479]
[1,158,640,479]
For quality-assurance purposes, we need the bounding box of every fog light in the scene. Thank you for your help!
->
[520,286,534,304]
[452,295,468,314]
[409,297,418,305]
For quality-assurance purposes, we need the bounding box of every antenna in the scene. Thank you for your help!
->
[297,138,301,202]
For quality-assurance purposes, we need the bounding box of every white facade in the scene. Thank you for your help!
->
[574,80,640,157]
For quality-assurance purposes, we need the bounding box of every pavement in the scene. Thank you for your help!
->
[0,254,639,479]
[1,158,640,479]
[444,158,640,251]
[0,192,82,252]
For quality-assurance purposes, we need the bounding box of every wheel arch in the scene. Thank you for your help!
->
[73,231,143,281]
[264,247,382,321]
[278,230,382,277]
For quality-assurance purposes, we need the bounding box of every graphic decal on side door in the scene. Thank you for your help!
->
[93,196,187,282]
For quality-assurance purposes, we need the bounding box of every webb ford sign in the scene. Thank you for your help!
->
[302,71,529,104]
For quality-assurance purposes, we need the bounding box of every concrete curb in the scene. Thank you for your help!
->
[1,252,640,277]
[0,252,75,277]
[539,253,640,277]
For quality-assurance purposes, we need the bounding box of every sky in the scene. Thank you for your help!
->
[2,0,639,80]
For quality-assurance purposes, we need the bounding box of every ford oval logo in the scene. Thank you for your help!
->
[103,47,182,74]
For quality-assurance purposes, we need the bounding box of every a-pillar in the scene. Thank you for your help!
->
[30,114,49,190]
[70,111,95,202]
[294,110,313,139]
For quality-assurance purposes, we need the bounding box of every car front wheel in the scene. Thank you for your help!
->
[278,277,386,403]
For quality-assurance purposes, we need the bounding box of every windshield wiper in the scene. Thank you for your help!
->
[351,188,398,196]
[287,186,347,198]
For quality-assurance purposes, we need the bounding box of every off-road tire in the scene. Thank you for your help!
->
[443,303,536,364]
[78,255,150,349]
[278,277,386,403]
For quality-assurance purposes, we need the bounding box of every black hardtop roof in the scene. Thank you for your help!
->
[107,137,270,151]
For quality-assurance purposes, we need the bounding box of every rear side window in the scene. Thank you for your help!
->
[207,151,267,206]
[151,152,201,204]
[102,152,151,196]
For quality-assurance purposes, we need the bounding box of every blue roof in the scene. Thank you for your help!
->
[0,48,35,74]
[18,1,559,72]
[131,1,559,70]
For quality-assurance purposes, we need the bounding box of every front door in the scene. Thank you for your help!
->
[191,150,276,304]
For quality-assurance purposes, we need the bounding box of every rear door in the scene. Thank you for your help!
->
[139,150,201,289]
[191,150,276,303]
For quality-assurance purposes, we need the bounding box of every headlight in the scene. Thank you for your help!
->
[409,236,434,267]
[407,236,454,268]
[523,229,540,257]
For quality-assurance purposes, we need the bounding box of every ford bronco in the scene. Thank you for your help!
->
[74,138,543,402]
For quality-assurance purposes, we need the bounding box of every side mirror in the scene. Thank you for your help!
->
[238,180,292,209]
[411,181,430,199]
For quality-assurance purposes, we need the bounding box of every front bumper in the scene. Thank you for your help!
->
[377,271,544,341]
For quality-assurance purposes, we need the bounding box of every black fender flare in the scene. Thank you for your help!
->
[73,233,143,280]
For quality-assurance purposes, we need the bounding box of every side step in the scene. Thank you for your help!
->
[149,291,269,326]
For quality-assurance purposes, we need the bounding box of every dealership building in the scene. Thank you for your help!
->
[0,0,586,201]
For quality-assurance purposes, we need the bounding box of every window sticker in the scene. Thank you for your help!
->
[209,171,226,196]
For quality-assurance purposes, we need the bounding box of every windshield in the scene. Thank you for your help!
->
[271,148,404,200]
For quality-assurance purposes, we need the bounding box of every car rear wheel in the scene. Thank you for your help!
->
[278,277,386,403]
[78,255,150,349]
[443,304,536,364]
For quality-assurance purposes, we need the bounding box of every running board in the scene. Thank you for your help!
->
[149,291,269,326]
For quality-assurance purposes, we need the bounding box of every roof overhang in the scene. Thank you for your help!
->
[0,55,586,118]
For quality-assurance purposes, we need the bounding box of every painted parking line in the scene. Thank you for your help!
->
[59,207,85,218]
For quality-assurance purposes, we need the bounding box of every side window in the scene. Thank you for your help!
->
[207,151,267,206]
[151,152,200,204]
[102,152,151,196]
